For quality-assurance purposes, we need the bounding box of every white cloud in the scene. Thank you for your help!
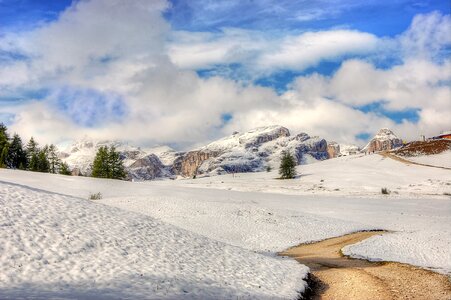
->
[400,11,451,60]
[258,30,378,71]
[0,2,450,149]
[168,29,379,72]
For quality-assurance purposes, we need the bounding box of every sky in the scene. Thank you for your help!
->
[0,0,450,149]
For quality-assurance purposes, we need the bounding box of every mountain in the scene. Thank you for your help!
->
[59,139,180,180]
[177,125,328,177]
[61,125,330,180]
[362,128,403,153]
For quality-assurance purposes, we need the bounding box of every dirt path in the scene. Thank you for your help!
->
[280,231,451,300]
[379,151,451,170]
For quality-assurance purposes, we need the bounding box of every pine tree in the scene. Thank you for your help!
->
[47,144,60,174]
[108,146,126,179]
[37,149,50,173]
[59,161,71,175]
[0,123,9,168]
[279,151,297,179]
[26,137,38,166]
[7,134,27,169]
[0,146,8,168]
[91,146,110,178]
[29,153,39,171]
[91,146,125,180]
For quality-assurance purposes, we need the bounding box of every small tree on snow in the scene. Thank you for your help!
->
[279,151,297,179]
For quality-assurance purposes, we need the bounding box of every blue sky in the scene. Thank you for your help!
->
[0,0,450,146]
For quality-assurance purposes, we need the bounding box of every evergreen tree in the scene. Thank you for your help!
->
[91,146,125,180]
[279,151,297,179]
[26,137,39,166]
[7,134,27,169]
[0,145,9,168]
[37,149,50,173]
[47,144,59,174]
[108,146,126,179]
[59,161,71,175]
[91,146,110,178]
[0,123,9,168]
[29,153,39,171]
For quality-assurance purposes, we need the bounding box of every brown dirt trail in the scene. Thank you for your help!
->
[280,231,451,300]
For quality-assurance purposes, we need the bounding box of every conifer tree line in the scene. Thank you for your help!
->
[0,123,71,175]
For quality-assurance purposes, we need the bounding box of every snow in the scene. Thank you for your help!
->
[339,144,360,156]
[180,154,451,198]
[343,230,451,274]
[201,125,287,152]
[0,152,450,299]
[0,181,307,299]
[400,151,451,169]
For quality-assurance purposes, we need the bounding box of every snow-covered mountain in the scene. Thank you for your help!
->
[61,125,330,180]
[362,128,403,153]
[179,125,328,177]
[59,139,180,180]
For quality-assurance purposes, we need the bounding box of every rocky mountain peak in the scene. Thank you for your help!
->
[363,128,403,153]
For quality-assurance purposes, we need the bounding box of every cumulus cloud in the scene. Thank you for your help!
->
[0,1,450,149]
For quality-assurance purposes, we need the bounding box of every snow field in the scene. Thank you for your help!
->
[0,182,307,299]
[0,152,450,299]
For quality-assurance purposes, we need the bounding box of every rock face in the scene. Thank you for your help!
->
[327,142,341,158]
[178,150,219,177]
[128,154,166,180]
[362,128,403,153]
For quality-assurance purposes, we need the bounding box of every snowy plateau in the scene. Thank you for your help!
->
[1,148,450,299]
